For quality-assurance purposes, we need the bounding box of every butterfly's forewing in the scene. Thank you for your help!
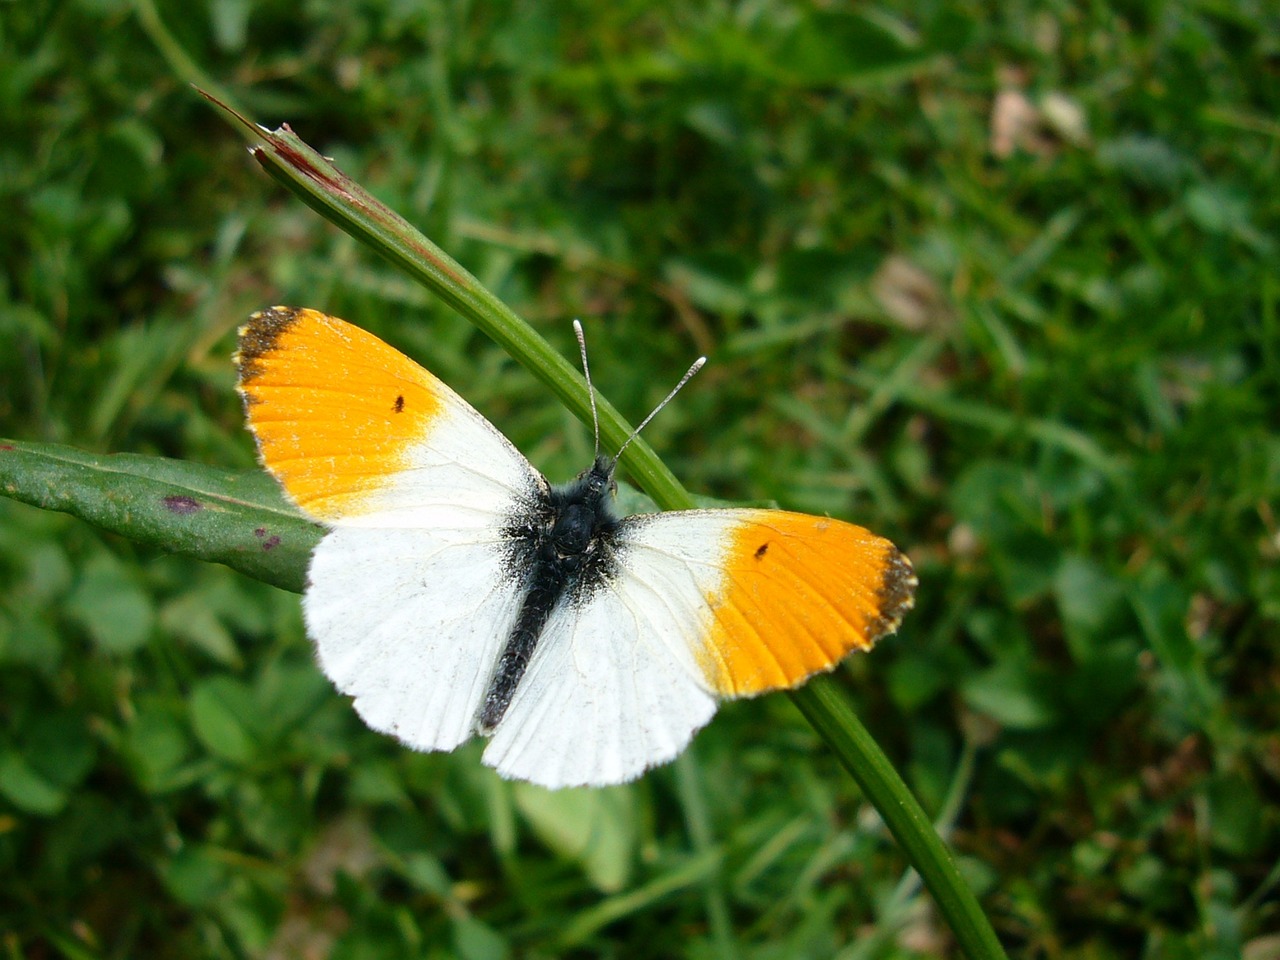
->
[236,306,540,527]
[237,307,544,752]
[485,509,915,787]
[634,509,917,698]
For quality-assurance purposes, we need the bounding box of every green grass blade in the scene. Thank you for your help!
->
[554,847,726,949]
[792,677,1006,960]
[845,369,1123,477]
[132,0,241,114]
[0,439,320,593]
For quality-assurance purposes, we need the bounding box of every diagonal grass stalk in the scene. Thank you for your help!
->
[197,89,1008,960]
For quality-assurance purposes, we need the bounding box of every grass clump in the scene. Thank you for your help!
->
[2,2,1277,957]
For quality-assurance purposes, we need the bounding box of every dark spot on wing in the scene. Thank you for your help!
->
[754,542,770,559]
[393,394,405,413]
[162,495,202,514]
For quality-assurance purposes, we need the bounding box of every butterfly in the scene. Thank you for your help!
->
[236,306,916,788]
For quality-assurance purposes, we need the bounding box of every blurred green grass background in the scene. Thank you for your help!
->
[2,1,1278,957]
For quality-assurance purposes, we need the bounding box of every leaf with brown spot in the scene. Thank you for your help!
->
[0,439,320,593]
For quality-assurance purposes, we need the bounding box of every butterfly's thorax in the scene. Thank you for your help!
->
[548,502,597,558]
[480,458,622,733]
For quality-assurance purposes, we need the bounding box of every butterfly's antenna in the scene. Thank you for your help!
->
[609,354,707,471]
[573,320,601,459]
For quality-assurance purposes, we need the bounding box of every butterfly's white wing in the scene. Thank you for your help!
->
[480,565,718,787]
[483,508,915,787]
[237,306,543,752]
[306,525,527,751]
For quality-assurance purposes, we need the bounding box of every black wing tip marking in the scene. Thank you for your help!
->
[866,547,918,644]
[235,305,307,384]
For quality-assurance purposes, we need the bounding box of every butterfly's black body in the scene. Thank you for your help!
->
[480,456,624,733]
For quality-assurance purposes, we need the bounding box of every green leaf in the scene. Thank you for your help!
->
[1206,772,1264,858]
[1132,579,1190,663]
[887,652,949,710]
[772,10,945,87]
[64,551,155,654]
[452,914,511,960]
[189,676,259,763]
[0,750,68,815]
[161,845,230,908]
[0,439,322,593]
[0,612,62,673]
[254,659,332,739]
[159,589,242,667]
[961,663,1058,730]
[23,710,97,793]
[662,253,751,315]
[1185,183,1251,235]
[11,540,73,606]
[349,760,413,809]
[1096,135,1193,189]
[123,705,194,793]
[512,783,637,893]
[1053,554,1126,657]
[992,532,1059,605]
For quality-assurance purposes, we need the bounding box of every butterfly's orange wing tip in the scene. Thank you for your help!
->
[697,511,917,698]
[234,306,446,520]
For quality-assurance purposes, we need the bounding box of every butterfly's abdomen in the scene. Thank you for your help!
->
[479,480,623,733]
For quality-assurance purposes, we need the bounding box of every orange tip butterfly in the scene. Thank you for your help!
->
[236,306,916,788]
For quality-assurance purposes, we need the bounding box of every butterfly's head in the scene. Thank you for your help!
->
[550,455,617,514]
[546,455,620,549]
[583,455,617,500]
